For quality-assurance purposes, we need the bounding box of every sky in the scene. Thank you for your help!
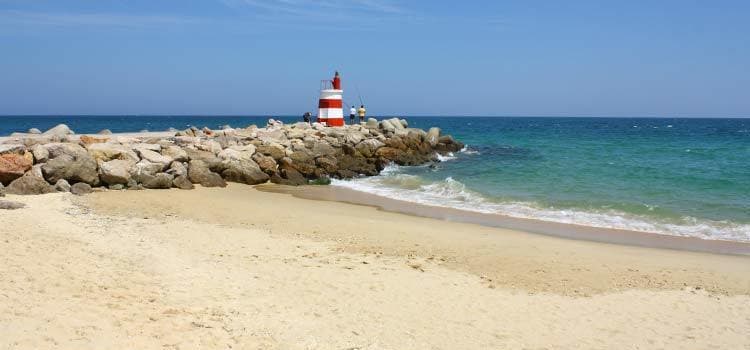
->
[0,0,748,117]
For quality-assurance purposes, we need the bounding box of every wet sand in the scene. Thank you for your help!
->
[259,184,750,255]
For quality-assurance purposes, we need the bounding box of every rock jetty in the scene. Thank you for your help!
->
[0,119,463,195]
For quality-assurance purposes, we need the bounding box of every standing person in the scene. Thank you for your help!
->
[357,105,366,123]
[349,106,356,124]
[303,111,311,124]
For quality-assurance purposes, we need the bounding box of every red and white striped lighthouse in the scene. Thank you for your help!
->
[317,71,344,127]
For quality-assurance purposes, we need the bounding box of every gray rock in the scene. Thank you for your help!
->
[136,149,172,169]
[70,182,92,195]
[366,118,378,129]
[355,139,385,158]
[28,128,42,135]
[43,124,74,136]
[131,142,160,150]
[256,144,286,160]
[55,179,71,192]
[6,176,55,195]
[162,146,188,162]
[252,154,278,175]
[99,159,133,185]
[97,129,113,135]
[0,144,25,155]
[41,151,100,186]
[188,160,227,187]
[388,118,405,130]
[426,127,441,146]
[109,184,125,190]
[86,143,139,163]
[166,161,188,177]
[221,159,269,185]
[311,141,336,158]
[0,200,26,209]
[172,175,194,190]
[130,160,164,185]
[344,132,364,145]
[140,173,174,189]
[380,120,396,132]
[0,182,4,197]
[27,164,44,178]
[31,144,49,163]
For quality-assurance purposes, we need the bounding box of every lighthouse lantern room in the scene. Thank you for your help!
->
[317,71,344,127]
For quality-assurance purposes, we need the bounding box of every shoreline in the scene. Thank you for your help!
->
[257,183,750,256]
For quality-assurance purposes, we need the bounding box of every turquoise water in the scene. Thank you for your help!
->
[333,117,750,242]
[2,116,748,241]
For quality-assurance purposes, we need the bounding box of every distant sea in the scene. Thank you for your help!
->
[2,116,749,242]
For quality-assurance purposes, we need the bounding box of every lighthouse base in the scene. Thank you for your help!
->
[318,118,345,127]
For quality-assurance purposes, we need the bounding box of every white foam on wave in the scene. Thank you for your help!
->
[459,145,480,155]
[436,152,456,162]
[332,169,750,243]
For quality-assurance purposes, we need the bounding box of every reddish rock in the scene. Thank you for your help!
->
[0,153,33,185]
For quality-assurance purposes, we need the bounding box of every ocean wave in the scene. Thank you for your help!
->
[332,172,750,242]
[459,145,480,155]
[435,152,457,162]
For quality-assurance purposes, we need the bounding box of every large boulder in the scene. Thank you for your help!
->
[344,132,364,145]
[136,149,172,169]
[256,143,286,160]
[161,146,188,162]
[0,144,25,155]
[221,159,269,185]
[28,128,42,135]
[140,173,174,189]
[5,176,55,195]
[0,153,33,185]
[188,160,226,187]
[70,182,92,196]
[86,143,139,163]
[336,155,378,176]
[252,154,278,175]
[99,159,133,185]
[172,175,194,190]
[31,144,50,163]
[316,156,338,174]
[271,159,307,186]
[365,118,378,129]
[426,127,441,146]
[166,161,188,177]
[41,147,99,186]
[184,148,224,171]
[310,141,337,158]
[355,139,385,158]
[388,118,405,130]
[380,120,396,132]
[55,179,71,192]
[42,124,74,136]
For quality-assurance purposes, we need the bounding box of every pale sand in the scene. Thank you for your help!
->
[1,186,749,349]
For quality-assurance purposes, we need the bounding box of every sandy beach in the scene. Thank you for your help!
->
[1,185,749,349]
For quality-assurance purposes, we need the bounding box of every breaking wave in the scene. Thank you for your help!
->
[332,167,750,243]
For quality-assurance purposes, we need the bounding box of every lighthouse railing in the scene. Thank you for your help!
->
[320,80,333,90]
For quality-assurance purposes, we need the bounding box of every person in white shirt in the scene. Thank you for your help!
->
[349,106,356,124]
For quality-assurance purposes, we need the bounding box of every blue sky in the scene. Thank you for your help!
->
[0,0,748,117]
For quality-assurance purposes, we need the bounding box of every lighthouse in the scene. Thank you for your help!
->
[317,71,344,127]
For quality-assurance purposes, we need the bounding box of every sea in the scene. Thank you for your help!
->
[2,116,749,242]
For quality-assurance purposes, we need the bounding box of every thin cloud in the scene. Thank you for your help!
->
[0,10,202,28]
[222,0,406,18]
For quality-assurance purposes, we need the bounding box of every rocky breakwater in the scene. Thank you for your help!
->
[0,119,463,195]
